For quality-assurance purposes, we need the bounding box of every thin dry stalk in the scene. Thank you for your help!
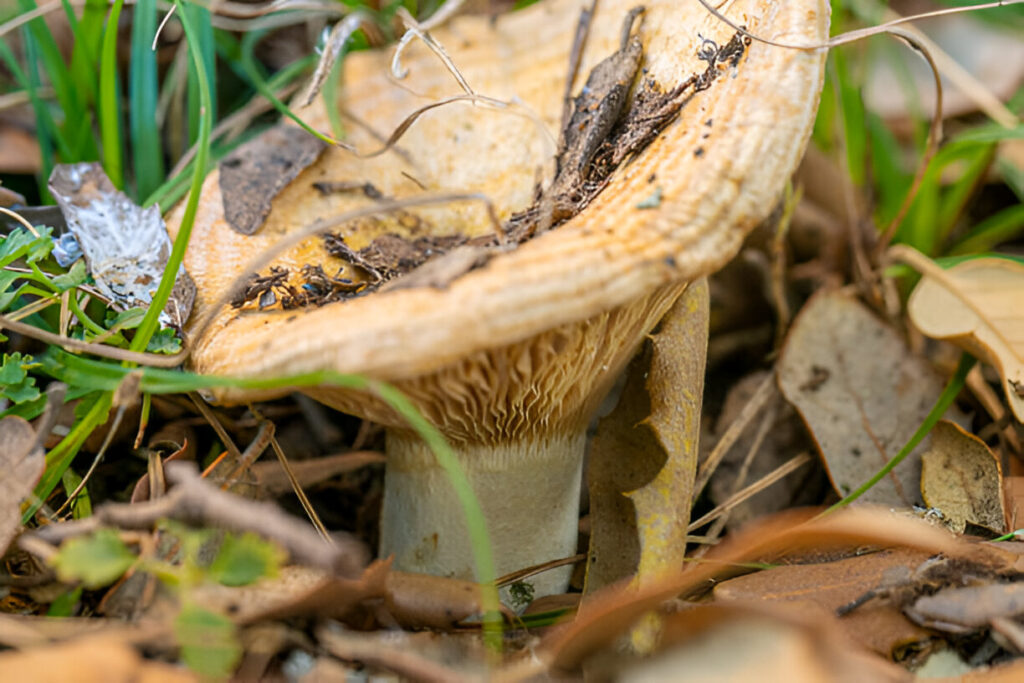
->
[692,372,775,498]
[701,403,778,544]
[189,392,245,464]
[687,452,813,532]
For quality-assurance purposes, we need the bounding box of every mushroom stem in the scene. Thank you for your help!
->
[380,429,587,600]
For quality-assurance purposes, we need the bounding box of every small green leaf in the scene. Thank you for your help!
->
[208,532,284,587]
[104,307,147,330]
[0,226,53,267]
[51,529,135,588]
[47,587,82,617]
[146,327,183,354]
[174,603,241,679]
[51,260,88,291]
[0,353,41,404]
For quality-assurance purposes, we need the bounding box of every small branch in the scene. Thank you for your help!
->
[29,462,367,577]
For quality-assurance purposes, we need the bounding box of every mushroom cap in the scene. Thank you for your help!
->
[173,0,829,428]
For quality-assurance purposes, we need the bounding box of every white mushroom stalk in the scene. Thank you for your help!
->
[172,0,830,601]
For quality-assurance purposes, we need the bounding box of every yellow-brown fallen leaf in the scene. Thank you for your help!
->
[920,420,1006,534]
[586,279,707,596]
[903,251,1024,422]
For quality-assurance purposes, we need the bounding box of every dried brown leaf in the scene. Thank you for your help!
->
[906,255,1024,422]
[920,420,1006,534]
[778,290,963,507]
[713,549,934,657]
[0,415,44,555]
[218,126,327,236]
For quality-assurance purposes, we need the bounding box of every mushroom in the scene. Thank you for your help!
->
[169,0,829,597]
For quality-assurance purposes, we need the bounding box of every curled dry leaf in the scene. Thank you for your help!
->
[906,255,1024,423]
[0,416,45,555]
[777,290,964,507]
[618,602,911,683]
[907,582,1024,633]
[586,279,707,593]
[920,420,1006,535]
[48,163,195,329]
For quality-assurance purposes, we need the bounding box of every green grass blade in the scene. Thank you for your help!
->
[130,0,213,353]
[16,0,93,158]
[184,3,216,146]
[67,0,106,109]
[130,0,164,200]
[950,203,1024,255]
[99,0,126,188]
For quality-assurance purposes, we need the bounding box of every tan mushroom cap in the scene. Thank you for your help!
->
[173,0,830,415]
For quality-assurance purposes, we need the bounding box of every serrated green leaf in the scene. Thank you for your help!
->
[208,532,284,587]
[26,229,55,263]
[0,353,41,404]
[51,260,88,291]
[51,529,135,588]
[0,229,40,267]
[0,282,27,312]
[146,327,183,354]
[174,603,241,679]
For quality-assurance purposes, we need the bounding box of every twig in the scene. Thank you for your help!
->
[29,462,368,577]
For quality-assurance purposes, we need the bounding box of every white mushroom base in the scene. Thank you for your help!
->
[380,430,586,602]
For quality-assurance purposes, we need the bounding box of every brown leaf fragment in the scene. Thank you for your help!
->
[1004,476,1024,531]
[906,255,1024,422]
[585,280,705,594]
[920,420,1006,535]
[0,416,45,555]
[778,290,964,507]
[713,549,934,657]
[383,571,484,630]
[906,582,1024,633]
[219,126,326,235]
